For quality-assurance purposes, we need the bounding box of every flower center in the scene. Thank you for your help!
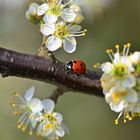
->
[45,123,56,131]
[112,91,127,104]
[44,113,57,123]
[112,64,128,77]
[47,0,64,16]
[54,23,68,38]
[44,113,57,131]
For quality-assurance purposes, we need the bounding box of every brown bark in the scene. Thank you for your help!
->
[0,47,103,97]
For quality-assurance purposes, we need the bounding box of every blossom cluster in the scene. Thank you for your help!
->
[10,86,68,140]
[99,43,140,124]
[26,0,86,53]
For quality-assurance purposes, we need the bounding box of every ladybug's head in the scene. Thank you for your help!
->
[66,61,73,72]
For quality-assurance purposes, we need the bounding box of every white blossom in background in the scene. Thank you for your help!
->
[75,0,115,20]
[37,99,68,140]
[11,87,68,139]
[70,4,84,24]
[11,86,44,135]
[26,0,86,53]
[0,0,26,9]
[37,0,77,24]
[98,43,140,124]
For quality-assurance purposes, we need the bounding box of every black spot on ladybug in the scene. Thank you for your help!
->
[73,61,77,64]
[77,69,79,71]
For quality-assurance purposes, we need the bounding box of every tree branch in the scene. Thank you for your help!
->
[50,87,68,103]
[0,47,103,97]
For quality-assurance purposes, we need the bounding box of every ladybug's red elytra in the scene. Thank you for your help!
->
[66,60,86,74]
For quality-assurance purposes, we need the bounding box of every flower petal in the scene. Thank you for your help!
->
[63,37,77,53]
[48,133,57,140]
[37,3,49,16]
[101,73,115,93]
[125,88,138,103]
[121,75,136,88]
[61,8,76,22]
[56,126,65,137]
[40,23,55,36]
[70,4,81,13]
[30,113,43,122]
[30,119,37,129]
[44,128,53,136]
[53,112,63,124]
[101,62,113,73]
[132,102,140,112]
[105,92,112,103]
[43,14,58,24]
[61,123,70,135]
[113,52,121,64]
[29,98,44,113]
[37,121,45,135]
[24,86,35,101]
[46,36,62,51]
[28,3,39,15]
[131,51,140,64]
[110,101,125,113]
[43,99,55,113]
[68,25,82,32]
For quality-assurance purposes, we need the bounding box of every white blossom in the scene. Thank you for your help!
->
[40,23,56,36]
[105,86,138,112]
[101,44,136,89]
[37,0,77,24]
[26,3,39,20]
[99,44,140,124]
[130,51,140,65]
[44,22,86,53]
[11,86,44,135]
[105,86,139,124]
[70,4,84,24]
[37,99,68,140]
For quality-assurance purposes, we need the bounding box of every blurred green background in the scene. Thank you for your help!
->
[0,0,140,140]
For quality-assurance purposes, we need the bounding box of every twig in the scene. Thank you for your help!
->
[37,36,57,61]
[50,87,67,103]
[0,47,103,97]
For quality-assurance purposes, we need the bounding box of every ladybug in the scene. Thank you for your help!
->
[66,60,86,74]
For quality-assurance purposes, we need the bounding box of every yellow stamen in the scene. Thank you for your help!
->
[93,64,97,68]
[13,111,19,115]
[128,117,133,121]
[115,119,119,125]
[115,44,120,49]
[22,126,27,131]
[29,131,33,136]
[106,49,110,53]
[124,119,127,123]
[12,104,16,107]
[17,124,22,129]
[127,43,131,47]
[13,92,19,97]
[56,137,60,140]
